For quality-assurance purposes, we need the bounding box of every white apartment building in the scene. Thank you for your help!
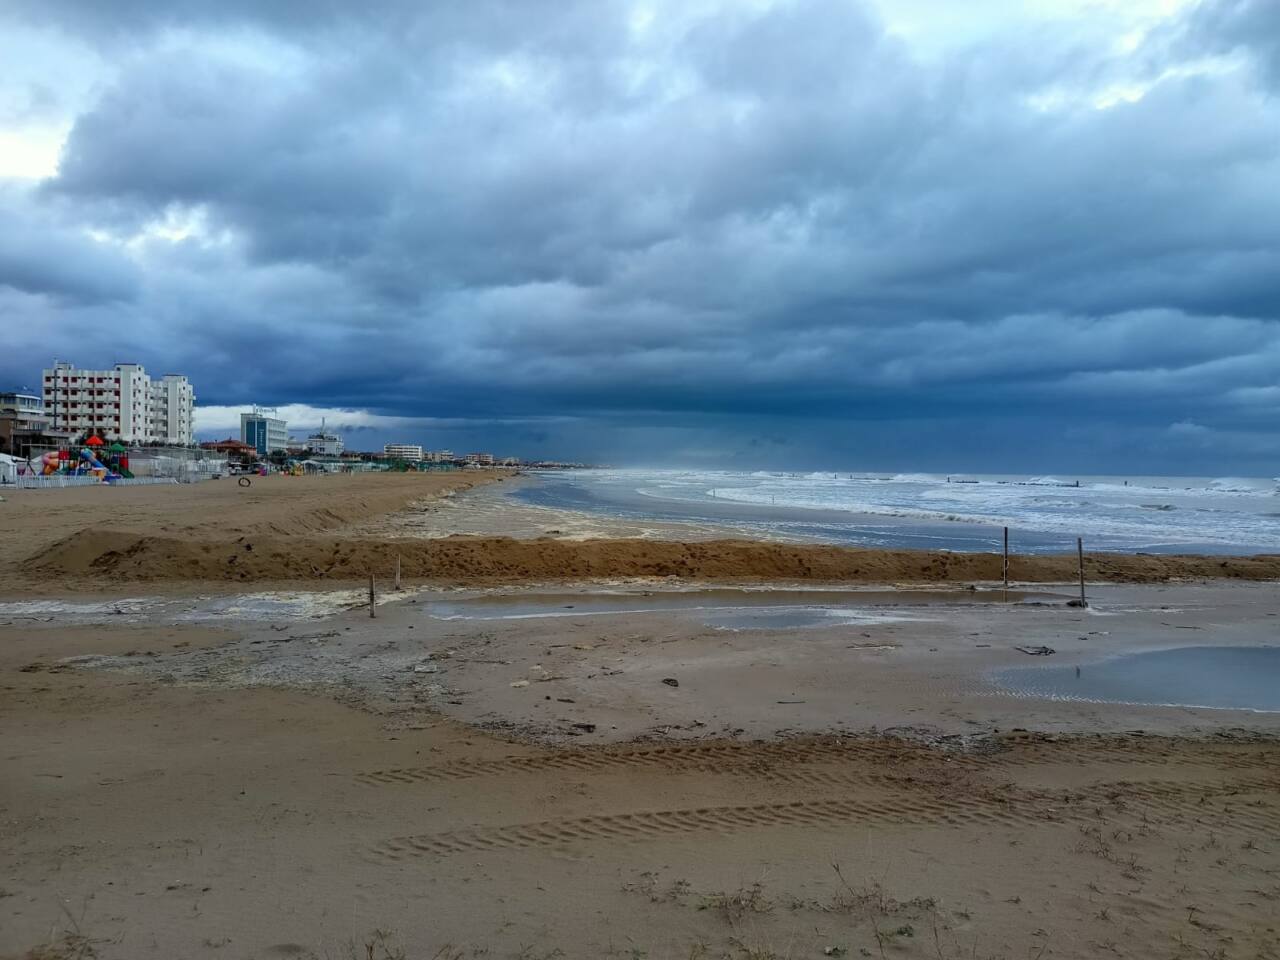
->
[149,375,196,445]
[383,443,423,461]
[42,362,196,444]
[306,431,344,456]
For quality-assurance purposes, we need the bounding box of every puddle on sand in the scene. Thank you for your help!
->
[0,590,389,624]
[424,588,1049,630]
[0,598,157,618]
[171,590,380,622]
[994,645,1280,713]
[701,606,930,630]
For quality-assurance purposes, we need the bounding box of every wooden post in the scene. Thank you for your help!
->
[1077,537,1087,607]
[1002,526,1009,599]
[394,553,402,591]
[369,572,376,618]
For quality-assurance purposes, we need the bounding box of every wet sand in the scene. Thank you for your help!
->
[2,476,1279,959]
[22,580,1275,743]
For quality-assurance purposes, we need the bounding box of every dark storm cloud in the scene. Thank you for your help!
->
[0,189,139,302]
[1180,0,1280,85]
[2,0,1278,471]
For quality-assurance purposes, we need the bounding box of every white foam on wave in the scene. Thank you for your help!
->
[580,468,1280,549]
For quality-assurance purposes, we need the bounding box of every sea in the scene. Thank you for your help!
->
[514,469,1280,555]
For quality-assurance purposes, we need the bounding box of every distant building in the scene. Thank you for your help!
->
[200,438,258,458]
[305,421,344,456]
[383,443,423,461]
[0,392,44,418]
[425,449,455,463]
[41,362,195,444]
[149,375,196,445]
[240,407,289,455]
[0,392,55,458]
[465,452,495,466]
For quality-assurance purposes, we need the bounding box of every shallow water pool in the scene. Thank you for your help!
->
[993,645,1280,713]
[424,588,1049,629]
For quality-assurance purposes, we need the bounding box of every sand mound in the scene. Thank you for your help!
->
[25,531,1280,585]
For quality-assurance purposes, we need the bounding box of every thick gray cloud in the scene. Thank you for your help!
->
[1,0,1277,471]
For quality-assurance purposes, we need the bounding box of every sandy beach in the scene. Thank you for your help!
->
[5,472,1278,592]
[2,475,1279,959]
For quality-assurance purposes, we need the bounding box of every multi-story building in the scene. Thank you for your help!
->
[383,443,423,461]
[305,433,343,456]
[305,421,344,456]
[240,408,289,455]
[0,392,55,457]
[465,452,495,466]
[0,392,45,419]
[425,449,455,463]
[149,375,196,445]
[41,362,196,444]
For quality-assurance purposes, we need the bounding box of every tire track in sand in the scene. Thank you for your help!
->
[365,770,1279,860]
[355,740,895,786]
[356,736,1280,789]
[367,792,1049,860]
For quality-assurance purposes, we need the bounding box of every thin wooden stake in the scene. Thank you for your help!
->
[369,572,376,617]
[1077,537,1087,607]
[394,553,402,591]
[1002,526,1009,600]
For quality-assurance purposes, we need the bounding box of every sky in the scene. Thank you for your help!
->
[0,0,1277,474]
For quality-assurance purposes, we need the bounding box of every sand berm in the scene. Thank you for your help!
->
[7,470,1278,587]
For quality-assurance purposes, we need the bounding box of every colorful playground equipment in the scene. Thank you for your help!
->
[33,436,134,482]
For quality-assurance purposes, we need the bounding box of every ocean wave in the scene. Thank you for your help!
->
[535,469,1280,550]
[1208,477,1277,494]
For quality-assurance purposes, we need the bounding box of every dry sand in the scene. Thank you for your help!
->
[18,531,1280,590]
[2,475,1278,959]
[0,472,509,594]
[3,471,1278,593]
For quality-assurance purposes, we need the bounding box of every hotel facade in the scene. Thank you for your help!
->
[41,362,195,445]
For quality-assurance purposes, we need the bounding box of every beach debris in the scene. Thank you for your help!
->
[776,699,806,704]
[570,722,596,733]
[20,662,70,673]
[662,677,679,687]
[1014,645,1055,656]
[556,697,576,703]
[510,679,529,688]
[412,661,439,674]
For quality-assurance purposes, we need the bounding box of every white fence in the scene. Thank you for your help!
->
[131,455,227,482]
[5,476,181,489]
